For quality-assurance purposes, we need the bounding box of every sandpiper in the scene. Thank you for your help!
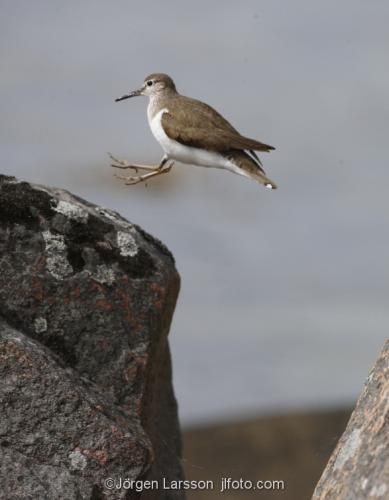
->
[110,73,277,189]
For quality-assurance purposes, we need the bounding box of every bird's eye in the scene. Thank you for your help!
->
[147,80,153,86]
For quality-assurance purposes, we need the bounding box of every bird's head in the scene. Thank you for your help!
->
[115,73,177,102]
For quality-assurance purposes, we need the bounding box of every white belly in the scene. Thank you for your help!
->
[148,108,249,177]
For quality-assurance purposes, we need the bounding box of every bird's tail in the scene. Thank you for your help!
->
[226,151,278,189]
[251,170,278,190]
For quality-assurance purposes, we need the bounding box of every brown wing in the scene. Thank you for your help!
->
[161,96,275,153]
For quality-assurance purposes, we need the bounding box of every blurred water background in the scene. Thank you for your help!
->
[1,0,388,425]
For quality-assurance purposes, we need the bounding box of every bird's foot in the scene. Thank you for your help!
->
[108,153,162,172]
[114,161,174,186]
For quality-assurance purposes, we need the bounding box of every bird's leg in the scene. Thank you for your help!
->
[109,153,167,172]
[115,161,174,186]
[113,156,174,186]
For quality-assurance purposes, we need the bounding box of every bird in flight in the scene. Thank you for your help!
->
[110,73,277,189]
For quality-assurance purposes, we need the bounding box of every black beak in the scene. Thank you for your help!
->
[115,89,141,102]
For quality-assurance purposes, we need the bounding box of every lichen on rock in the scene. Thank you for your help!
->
[0,174,184,500]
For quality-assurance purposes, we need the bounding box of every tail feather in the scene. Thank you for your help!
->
[225,150,277,189]
[253,171,278,190]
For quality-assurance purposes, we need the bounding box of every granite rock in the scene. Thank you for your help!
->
[312,340,389,500]
[0,175,184,499]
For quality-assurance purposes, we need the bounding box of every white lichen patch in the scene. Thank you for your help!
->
[97,207,132,229]
[94,265,115,285]
[97,207,120,222]
[34,317,47,333]
[42,230,73,280]
[361,477,369,490]
[69,450,87,471]
[54,200,88,222]
[117,231,138,257]
[43,230,67,252]
[334,428,362,470]
[370,484,388,497]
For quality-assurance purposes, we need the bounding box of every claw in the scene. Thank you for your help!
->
[111,163,139,173]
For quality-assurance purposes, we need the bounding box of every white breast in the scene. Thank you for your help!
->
[148,108,247,177]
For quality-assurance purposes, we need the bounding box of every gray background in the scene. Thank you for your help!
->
[1,0,388,425]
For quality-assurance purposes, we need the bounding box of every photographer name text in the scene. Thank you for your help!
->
[105,476,285,493]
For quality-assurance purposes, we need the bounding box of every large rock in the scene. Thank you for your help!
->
[0,323,150,499]
[312,340,389,500]
[0,175,184,499]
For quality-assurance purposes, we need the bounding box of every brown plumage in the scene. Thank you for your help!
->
[159,95,276,188]
[160,96,274,153]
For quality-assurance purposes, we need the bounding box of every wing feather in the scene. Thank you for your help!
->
[161,96,275,154]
